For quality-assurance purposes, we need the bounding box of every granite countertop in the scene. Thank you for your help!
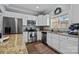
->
[48,31,78,38]
[0,34,28,54]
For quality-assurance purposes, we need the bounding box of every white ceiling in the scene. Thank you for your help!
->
[9,4,55,12]
[3,4,70,15]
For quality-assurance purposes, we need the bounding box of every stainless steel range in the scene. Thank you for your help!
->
[26,20,37,43]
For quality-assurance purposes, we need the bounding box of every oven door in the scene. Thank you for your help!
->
[28,31,37,43]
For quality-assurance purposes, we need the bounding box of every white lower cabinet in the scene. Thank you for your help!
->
[47,32,78,54]
[59,36,78,54]
[47,33,53,48]
[51,34,60,50]
[47,33,60,51]
[23,32,28,43]
[37,31,42,40]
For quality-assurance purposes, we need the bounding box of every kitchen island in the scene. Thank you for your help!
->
[0,34,28,54]
[47,31,79,54]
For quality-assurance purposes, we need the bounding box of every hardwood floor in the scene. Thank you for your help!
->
[26,42,58,54]
[0,34,58,54]
[0,34,28,54]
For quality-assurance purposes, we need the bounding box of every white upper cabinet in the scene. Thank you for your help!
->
[43,14,50,26]
[36,14,50,26]
[36,15,43,26]
[39,15,43,26]
[36,16,38,26]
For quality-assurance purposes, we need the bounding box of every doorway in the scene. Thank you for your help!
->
[3,17,23,34]
[3,17,16,34]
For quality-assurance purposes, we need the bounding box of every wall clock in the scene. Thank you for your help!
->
[54,7,62,15]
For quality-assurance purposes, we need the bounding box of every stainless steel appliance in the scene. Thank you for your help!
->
[26,20,37,43]
[28,31,37,42]
[42,32,47,44]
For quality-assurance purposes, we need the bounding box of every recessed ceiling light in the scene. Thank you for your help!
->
[36,6,39,9]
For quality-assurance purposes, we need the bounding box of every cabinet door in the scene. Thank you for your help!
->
[47,17,50,26]
[23,32,28,43]
[36,20,38,26]
[43,15,50,26]
[38,15,43,26]
[66,37,78,54]
[47,33,53,47]
[47,33,60,50]
[37,31,42,40]
[37,15,50,26]
[52,34,60,50]
[59,36,68,53]
[43,15,46,25]
[59,36,78,54]
[45,14,50,26]
[40,15,43,26]
[36,18,39,26]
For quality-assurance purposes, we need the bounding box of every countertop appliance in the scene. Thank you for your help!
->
[68,23,79,35]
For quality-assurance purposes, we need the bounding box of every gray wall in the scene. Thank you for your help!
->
[48,4,71,31]
[0,14,2,33]
[17,18,22,33]
[70,5,79,24]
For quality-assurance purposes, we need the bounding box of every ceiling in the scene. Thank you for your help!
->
[3,4,70,16]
